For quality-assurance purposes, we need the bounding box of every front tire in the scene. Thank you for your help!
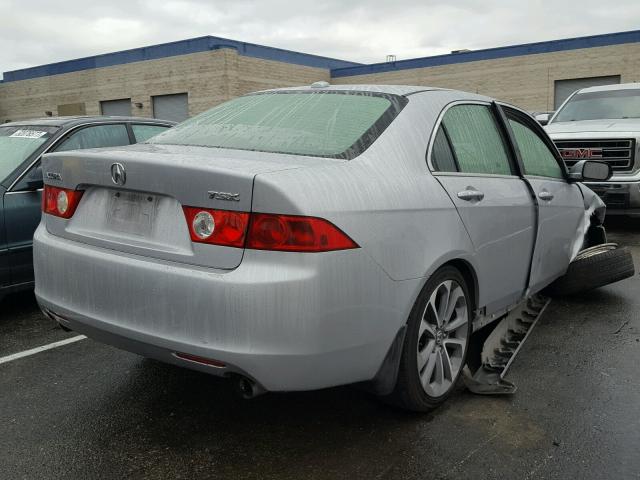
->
[388,266,472,412]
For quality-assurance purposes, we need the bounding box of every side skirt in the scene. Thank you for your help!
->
[463,294,550,395]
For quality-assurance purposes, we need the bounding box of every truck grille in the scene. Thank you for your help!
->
[587,184,628,209]
[554,139,636,172]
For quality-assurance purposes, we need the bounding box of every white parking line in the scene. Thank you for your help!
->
[0,335,87,365]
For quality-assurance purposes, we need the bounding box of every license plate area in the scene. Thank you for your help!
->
[106,190,157,236]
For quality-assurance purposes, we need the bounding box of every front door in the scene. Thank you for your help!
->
[430,103,536,314]
[4,188,42,285]
[4,164,43,285]
[503,108,585,292]
[0,186,10,289]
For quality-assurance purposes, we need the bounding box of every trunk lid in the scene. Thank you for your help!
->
[41,143,331,269]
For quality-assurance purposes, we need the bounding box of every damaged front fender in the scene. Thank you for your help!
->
[571,183,607,260]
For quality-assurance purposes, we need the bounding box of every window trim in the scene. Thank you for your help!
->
[498,103,570,182]
[426,100,521,178]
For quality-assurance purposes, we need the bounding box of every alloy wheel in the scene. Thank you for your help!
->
[416,279,469,397]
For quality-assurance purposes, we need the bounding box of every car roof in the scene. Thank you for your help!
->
[260,83,495,103]
[577,82,640,94]
[1,115,176,128]
[262,84,447,96]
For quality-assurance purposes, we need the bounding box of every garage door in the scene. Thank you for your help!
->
[554,76,621,109]
[100,98,132,116]
[153,93,189,122]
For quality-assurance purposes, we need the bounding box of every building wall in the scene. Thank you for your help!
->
[1,38,639,122]
[334,43,640,111]
[0,48,329,122]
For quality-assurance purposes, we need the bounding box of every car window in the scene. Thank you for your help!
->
[431,126,458,172]
[132,124,171,143]
[149,92,407,159]
[55,124,130,152]
[508,117,564,179]
[0,126,57,182]
[441,105,512,175]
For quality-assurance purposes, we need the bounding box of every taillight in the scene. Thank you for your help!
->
[246,213,358,252]
[183,208,358,252]
[43,185,84,219]
[183,207,250,248]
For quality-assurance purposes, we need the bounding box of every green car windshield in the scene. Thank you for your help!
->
[0,126,58,182]
[149,92,405,159]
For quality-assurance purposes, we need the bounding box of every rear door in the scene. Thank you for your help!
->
[431,103,536,314]
[5,123,131,284]
[502,107,585,292]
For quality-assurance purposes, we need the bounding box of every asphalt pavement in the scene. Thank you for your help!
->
[1,220,638,479]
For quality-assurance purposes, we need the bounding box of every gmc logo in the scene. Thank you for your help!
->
[559,148,603,159]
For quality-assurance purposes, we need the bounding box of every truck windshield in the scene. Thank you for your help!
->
[553,88,640,122]
[149,91,406,159]
[0,126,58,182]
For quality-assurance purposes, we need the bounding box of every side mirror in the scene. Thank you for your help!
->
[534,113,551,126]
[24,164,44,191]
[568,160,612,182]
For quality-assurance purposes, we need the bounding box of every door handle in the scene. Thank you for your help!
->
[457,188,485,202]
[538,190,554,201]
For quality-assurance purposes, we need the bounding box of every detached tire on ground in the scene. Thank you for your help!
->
[545,244,635,297]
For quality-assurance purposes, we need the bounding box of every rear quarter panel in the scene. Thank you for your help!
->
[252,91,478,292]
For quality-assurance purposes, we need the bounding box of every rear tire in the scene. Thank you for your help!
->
[545,244,635,297]
[387,266,472,412]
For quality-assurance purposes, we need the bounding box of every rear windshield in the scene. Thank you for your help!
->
[553,88,640,122]
[0,126,58,182]
[149,92,406,159]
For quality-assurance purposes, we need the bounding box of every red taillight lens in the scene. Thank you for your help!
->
[183,207,250,248]
[183,208,358,252]
[246,213,359,252]
[42,185,84,219]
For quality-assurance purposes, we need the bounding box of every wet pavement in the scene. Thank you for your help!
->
[0,221,638,479]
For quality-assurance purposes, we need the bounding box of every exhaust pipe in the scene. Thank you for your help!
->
[233,375,267,399]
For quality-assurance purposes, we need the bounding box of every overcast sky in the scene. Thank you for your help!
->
[1,0,639,78]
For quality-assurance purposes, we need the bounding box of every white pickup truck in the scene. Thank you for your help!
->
[545,82,640,217]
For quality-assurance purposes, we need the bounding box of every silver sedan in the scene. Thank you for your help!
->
[33,85,613,411]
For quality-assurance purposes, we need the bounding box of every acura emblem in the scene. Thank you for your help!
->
[111,163,126,186]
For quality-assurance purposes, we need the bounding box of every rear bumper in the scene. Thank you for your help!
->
[34,224,419,391]
[585,181,640,217]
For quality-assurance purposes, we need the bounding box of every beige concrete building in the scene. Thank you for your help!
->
[1,30,639,122]
[0,37,349,122]
[332,31,640,112]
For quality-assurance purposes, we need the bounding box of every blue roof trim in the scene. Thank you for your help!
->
[331,29,640,77]
[2,36,361,82]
